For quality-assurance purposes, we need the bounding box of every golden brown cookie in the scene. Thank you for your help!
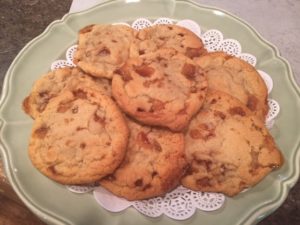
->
[100,118,187,200]
[181,91,283,196]
[22,67,111,119]
[74,24,135,79]
[112,48,208,131]
[28,85,129,185]
[132,24,207,58]
[194,52,268,121]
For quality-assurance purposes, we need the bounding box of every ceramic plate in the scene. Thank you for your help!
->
[0,1,299,225]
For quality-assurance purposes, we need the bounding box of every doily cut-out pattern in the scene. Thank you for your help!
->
[133,197,164,217]
[153,17,174,25]
[218,39,242,56]
[202,29,224,52]
[93,186,223,220]
[50,60,74,71]
[49,17,281,220]
[239,53,257,67]
[66,45,78,64]
[131,18,152,30]
[191,192,225,211]
[267,99,280,122]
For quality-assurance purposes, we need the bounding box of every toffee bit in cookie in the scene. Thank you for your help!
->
[137,131,151,147]
[115,69,133,82]
[57,101,73,113]
[142,184,152,191]
[138,50,145,55]
[196,177,211,187]
[134,65,155,77]
[97,48,111,57]
[134,178,144,187]
[181,63,196,80]
[189,124,215,141]
[185,47,202,59]
[152,139,162,152]
[76,127,85,131]
[247,95,258,111]
[38,91,49,98]
[93,113,106,127]
[79,24,95,34]
[177,107,187,115]
[210,98,217,104]
[71,106,78,114]
[48,165,58,175]
[224,54,234,60]
[151,171,158,178]
[214,110,226,120]
[149,99,165,112]
[72,89,87,99]
[228,106,246,117]
[37,102,48,113]
[34,125,49,139]
[137,107,145,112]
[249,148,260,174]
[196,159,213,171]
[189,129,201,139]
[80,143,86,149]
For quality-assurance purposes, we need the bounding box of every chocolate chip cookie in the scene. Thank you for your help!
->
[132,24,207,58]
[194,52,268,121]
[74,24,135,79]
[23,67,111,119]
[112,48,208,131]
[100,118,187,200]
[181,91,283,196]
[28,84,129,184]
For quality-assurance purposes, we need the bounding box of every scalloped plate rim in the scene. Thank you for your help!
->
[0,1,299,225]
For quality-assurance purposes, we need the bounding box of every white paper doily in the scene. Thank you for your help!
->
[50,17,281,220]
[92,186,225,220]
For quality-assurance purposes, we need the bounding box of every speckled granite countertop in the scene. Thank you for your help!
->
[0,0,299,225]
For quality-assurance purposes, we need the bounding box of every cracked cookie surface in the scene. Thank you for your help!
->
[100,118,187,200]
[28,85,128,185]
[112,48,208,131]
[132,24,207,58]
[22,67,111,119]
[181,91,283,196]
[74,24,135,79]
[194,52,268,121]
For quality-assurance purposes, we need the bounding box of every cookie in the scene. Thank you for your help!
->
[28,85,128,185]
[112,48,208,131]
[181,91,283,196]
[74,24,135,79]
[194,52,268,121]
[100,118,187,200]
[23,67,111,119]
[132,24,207,58]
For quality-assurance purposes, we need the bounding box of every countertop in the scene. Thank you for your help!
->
[0,0,299,225]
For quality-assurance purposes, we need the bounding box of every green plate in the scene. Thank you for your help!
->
[1,0,299,225]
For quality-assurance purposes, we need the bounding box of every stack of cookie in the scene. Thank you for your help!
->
[23,24,283,200]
